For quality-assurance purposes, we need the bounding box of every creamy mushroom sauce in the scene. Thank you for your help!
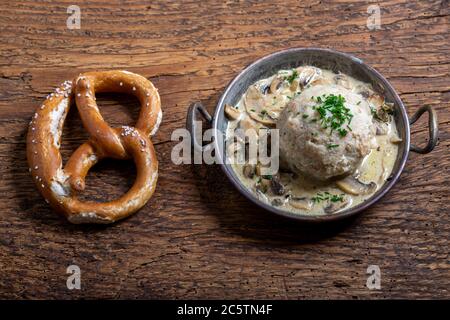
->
[225,66,400,215]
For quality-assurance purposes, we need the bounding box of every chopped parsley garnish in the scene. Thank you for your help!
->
[314,94,353,137]
[312,192,345,203]
[327,144,339,149]
[338,128,348,137]
[286,69,299,84]
[302,114,309,119]
[260,109,268,118]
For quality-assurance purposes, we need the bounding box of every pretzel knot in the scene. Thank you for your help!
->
[26,71,162,224]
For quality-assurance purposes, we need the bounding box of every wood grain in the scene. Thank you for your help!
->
[0,0,448,299]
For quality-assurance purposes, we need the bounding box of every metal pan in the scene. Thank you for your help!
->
[187,48,438,222]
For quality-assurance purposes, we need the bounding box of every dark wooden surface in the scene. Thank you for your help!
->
[0,0,449,299]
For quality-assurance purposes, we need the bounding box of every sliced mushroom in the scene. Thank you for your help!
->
[334,74,351,89]
[270,175,285,195]
[369,97,394,123]
[324,196,350,213]
[271,198,286,207]
[390,134,402,144]
[378,102,394,121]
[289,197,313,210]
[224,103,241,120]
[244,85,277,126]
[256,177,271,194]
[374,108,392,123]
[269,76,284,94]
[336,176,377,196]
[242,164,255,178]
[255,162,270,176]
[356,85,373,98]
[368,94,384,110]
[383,101,395,111]
[308,77,333,87]
[359,89,370,98]
[297,66,321,87]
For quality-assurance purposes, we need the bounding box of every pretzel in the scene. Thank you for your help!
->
[26,70,162,224]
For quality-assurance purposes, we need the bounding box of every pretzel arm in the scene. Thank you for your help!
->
[64,141,102,192]
[65,130,158,224]
[77,71,163,138]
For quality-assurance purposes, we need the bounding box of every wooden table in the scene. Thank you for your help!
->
[0,0,448,299]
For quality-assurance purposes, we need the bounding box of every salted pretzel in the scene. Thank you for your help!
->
[26,70,162,224]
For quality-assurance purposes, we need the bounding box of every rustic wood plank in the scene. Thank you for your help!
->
[0,0,448,299]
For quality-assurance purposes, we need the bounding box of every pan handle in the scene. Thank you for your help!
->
[409,106,438,154]
[186,102,213,153]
